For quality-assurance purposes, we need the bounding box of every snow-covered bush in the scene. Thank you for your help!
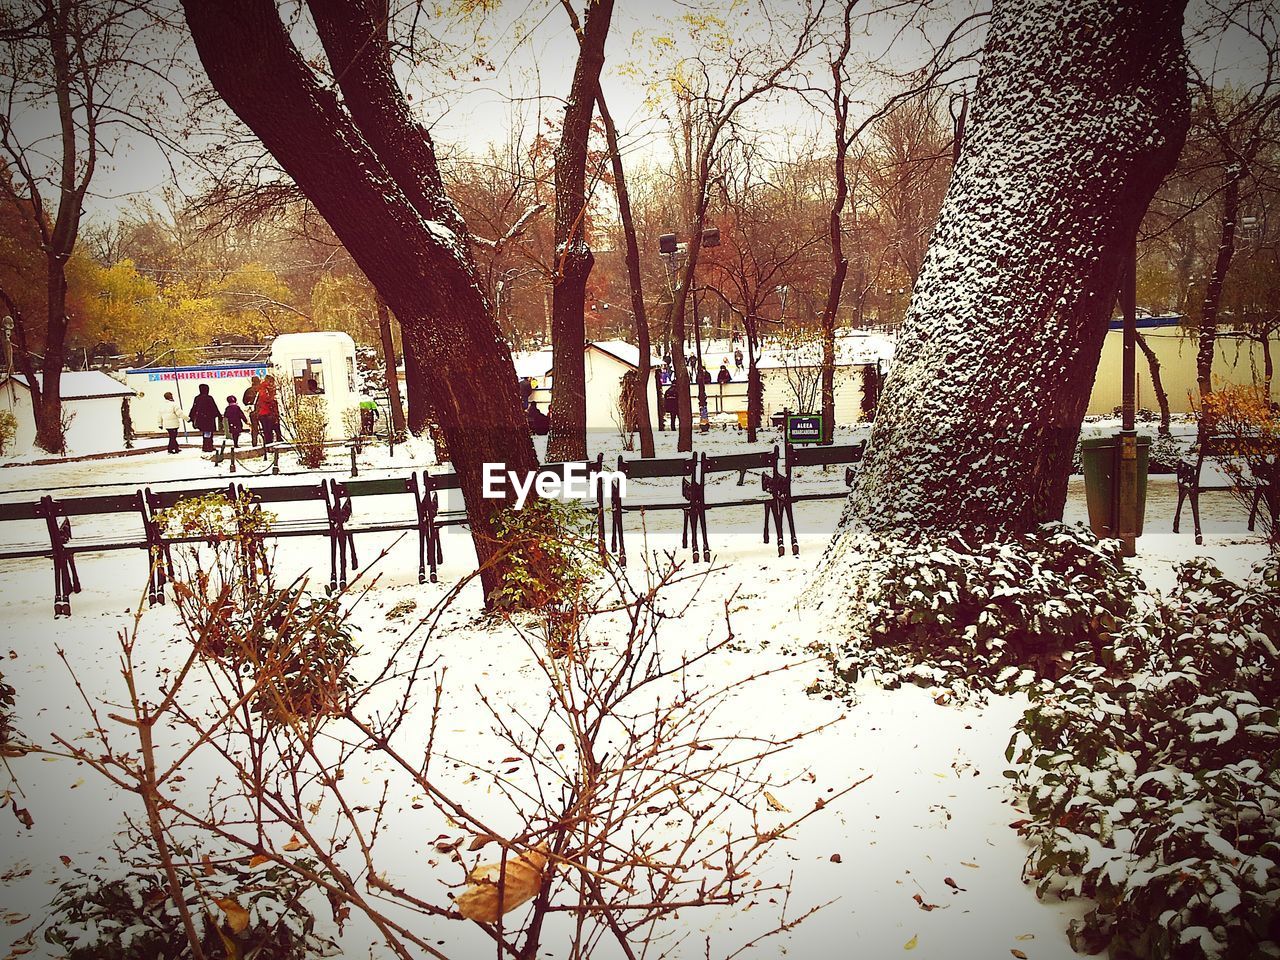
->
[1008,556,1280,959]
[825,523,1142,696]
[42,846,340,959]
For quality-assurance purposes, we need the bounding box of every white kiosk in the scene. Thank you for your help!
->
[269,332,360,440]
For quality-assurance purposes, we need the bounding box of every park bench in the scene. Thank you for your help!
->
[1173,432,1279,545]
[0,446,866,617]
[605,443,864,566]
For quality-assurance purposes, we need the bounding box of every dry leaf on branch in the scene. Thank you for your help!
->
[455,843,549,923]
[763,790,789,812]
[215,896,250,934]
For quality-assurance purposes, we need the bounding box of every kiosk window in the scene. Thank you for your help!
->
[291,358,326,395]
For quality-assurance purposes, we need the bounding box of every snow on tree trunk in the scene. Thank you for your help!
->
[833,0,1189,541]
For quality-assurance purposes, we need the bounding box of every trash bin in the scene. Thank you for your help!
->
[1081,434,1150,538]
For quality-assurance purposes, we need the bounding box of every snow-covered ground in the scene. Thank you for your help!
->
[0,436,1268,958]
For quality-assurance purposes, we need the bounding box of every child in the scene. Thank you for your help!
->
[225,395,248,447]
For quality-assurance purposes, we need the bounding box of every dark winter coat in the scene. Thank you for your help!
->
[663,385,680,414]
[716,367,732,385]
[189,394,222,433]
[526,404,549,435]
[225,403,248,433]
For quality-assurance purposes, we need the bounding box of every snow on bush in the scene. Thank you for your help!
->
[819,523,1142,699]
[1008,556,1280,959]
[38,844,340,959]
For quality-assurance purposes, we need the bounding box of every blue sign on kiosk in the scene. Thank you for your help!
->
[786,413,822,445]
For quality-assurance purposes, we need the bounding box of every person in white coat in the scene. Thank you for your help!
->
[158,391,185,454]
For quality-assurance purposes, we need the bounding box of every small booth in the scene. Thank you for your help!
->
[269,332,360,440]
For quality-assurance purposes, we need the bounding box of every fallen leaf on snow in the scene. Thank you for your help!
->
[904,934,918,950]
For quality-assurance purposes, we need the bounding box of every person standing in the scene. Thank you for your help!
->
[256,375,281,445]
[716,363,732,385]
[224,395,248,447]
[188,383,223,453]
[662,383,680,432]
[243,375,262,446]
[158,391,185,454]
[733,347,743,372]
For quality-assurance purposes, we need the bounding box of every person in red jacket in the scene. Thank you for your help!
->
[255,375,281,445]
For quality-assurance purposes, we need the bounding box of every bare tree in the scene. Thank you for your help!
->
[597,92,657,457]
[656,2,824,451]
[180,0,538,602]
[1187,1,1280,398]
[0,0,155,452]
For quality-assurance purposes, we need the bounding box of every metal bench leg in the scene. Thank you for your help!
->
[1248,486,1261,532]
[1190,486,1203,546]
[1173,484,1186,533]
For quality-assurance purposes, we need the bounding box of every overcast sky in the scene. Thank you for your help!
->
[4,0,1268,225]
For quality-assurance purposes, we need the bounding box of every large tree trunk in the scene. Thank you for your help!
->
[182,0,537,602]
[33,260,68,453]
[547,0,615,463]
[597,91,655,458]
[1195,170,1240,399]
[838,0,1189,536]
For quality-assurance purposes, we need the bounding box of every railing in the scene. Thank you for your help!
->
[0,443,864,617]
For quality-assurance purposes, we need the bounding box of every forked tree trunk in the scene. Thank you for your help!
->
[547,0,615,463]
[837,0,1189,536]
[183,0,537,601]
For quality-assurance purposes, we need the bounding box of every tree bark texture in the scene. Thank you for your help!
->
[182,0,537,601]
[547,0,615,462]
[839,0,1189,536]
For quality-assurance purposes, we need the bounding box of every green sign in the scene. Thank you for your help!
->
[786,413,822,445]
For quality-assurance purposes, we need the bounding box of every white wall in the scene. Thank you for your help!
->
[126,366,267,436]
[0,388,130,457]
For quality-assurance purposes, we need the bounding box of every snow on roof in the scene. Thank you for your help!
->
[512,341,662,379]
[754,333,894,370]
[587,340,662,369]
[6,371,134,400]
[512,348,554,380]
